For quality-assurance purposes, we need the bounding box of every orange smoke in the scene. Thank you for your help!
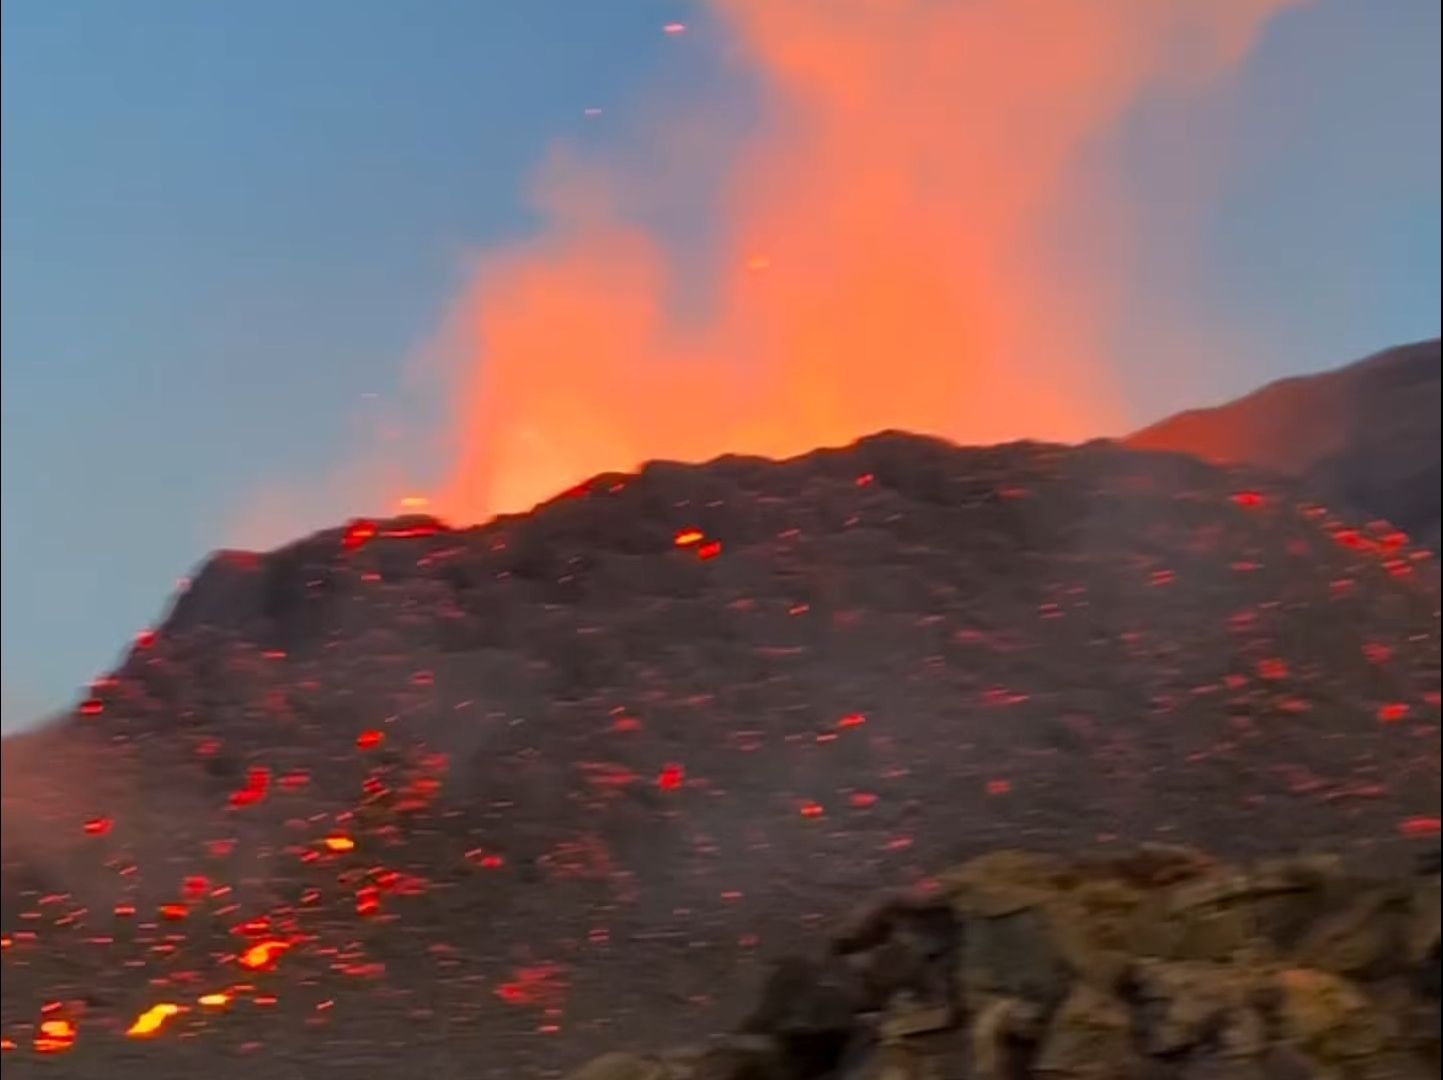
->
[432,0,1301,521]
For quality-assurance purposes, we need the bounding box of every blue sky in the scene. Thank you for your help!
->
[2,1,1439,728]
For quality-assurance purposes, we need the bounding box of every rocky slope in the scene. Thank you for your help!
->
[1,433,1439,1078]
[1129,339,1441,547]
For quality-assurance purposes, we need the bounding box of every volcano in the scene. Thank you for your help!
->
[1,431,1439,1079]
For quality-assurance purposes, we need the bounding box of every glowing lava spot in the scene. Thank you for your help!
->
[673,527,704,547]
[494,964,566,1008]
[197,993,232,1009]
[356,729,385,750]
[229,766,271,809]
[126,1003,182,1039]
[81,817,113,837]
[237,940,290,972]
[656,763,685,791]
[183,875,210,899]
[1256,658,1289,681]
[34,1019,76,1054]
[322,834,356,853]
[696,540,723,561]
[1377,703,1410,724]
[341,519,378,551]
[355,886,382,917]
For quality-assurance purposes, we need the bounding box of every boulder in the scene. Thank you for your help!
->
[1404,876,1440,969]
[1034,984,1147,1078]
[1294,888,1405,977]
[1127,959,1265,1058]
[1270,968,1392,1063]
[949,852,1166,1007]
[969,995,1043,1080]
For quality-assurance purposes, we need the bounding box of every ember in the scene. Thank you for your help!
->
[34,1018,76,1054]
[236,940,290,972]
[126,1003,182,1039]
[341,519,378,551]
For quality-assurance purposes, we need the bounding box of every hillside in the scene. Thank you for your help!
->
[1129,339,1441,547]
[1,433,1439,1078]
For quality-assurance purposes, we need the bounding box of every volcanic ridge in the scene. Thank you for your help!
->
[1,431,1440,1079]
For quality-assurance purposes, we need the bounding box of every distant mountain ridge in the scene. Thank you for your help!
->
[1129,339,1441,546]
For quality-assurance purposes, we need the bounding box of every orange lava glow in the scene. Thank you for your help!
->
[197,992,232,1009]
[237,939,290,972]
[342,518,378,550]
[126,1003,183,1039]
[429,0,1299,522]
[322,834,356,853]
[34,1018,76,1054]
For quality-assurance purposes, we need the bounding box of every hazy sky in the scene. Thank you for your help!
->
[2,0,1439,729]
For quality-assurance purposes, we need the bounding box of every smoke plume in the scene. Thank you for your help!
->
[431,0,1304,522]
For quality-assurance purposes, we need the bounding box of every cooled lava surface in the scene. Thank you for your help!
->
[2,433,1439,1078]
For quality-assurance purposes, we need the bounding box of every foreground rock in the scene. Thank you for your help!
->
[569,846,1442,1080]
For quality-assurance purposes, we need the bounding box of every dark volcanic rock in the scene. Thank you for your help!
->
[1,433,1439,1080]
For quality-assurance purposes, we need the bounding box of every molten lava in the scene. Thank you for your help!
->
[34,1018,75,1054]
[237,940,290,972]
[126,1003,183,1039]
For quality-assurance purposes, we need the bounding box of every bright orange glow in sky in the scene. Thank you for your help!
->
[434,0,1301,521]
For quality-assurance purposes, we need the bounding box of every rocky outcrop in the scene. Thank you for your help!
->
[568,847,1442,1080]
